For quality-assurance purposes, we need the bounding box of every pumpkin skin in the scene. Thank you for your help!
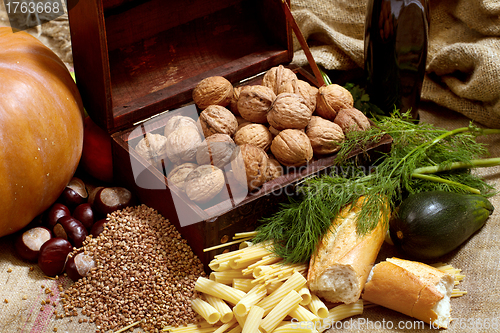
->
[0,28,84,238]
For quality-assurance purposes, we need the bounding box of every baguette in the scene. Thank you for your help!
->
[307,196,389,304]
[362,257,454,328]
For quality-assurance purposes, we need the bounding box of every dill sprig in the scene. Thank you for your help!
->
[253,111,500,264]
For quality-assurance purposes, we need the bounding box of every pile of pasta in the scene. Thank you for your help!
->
[163,242,363,333]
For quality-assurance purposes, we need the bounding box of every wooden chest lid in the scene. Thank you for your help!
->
[68,0,293,133]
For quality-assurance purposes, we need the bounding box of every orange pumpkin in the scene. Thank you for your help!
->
[0,28,84,237]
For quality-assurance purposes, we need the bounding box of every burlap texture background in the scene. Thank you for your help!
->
[1,2,500,333]
[291,0,500,128]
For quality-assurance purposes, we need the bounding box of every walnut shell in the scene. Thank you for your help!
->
[316,84,354,121]
[230,144,269,191]
[184,165,225,204]
[237,85,276,123]
[166,126,202,164]
[199,105,238,138]
[192,76,233,110]
[229,86,243,116]
[266,157,284,181]
[270,129,313,167]
[334,107,371,132]
[135,133,169,170]
[269,126,280,137]
[234,123,273,151]
[262,65,298,95]
[281,79,318,112]
[167,163,198,192]
[164,116,199,138]
[267,93,313,131]
[306,116,345,155]
[196,133,236,168]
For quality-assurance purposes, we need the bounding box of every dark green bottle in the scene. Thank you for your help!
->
[364,0,430,119]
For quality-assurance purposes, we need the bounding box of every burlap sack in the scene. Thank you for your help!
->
[291,0,500,128]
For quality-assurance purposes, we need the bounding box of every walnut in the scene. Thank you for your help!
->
[281,79,318,112]
[230,144,269,191]
[234,123,273,151]
[229,86,243,116]
[267,93,313,131]
[269,126,280,137]
[196,133,236,168]
[135,133,169,170]
[184,165,225,204]
[166,126,202,164]
[192,76,233,110]
[334,107,371,132]
[164,116,199,138]
[266,157,284,181]
[237,85,276,123]
[167,163,198,192]
[262,65,298,95]
[198,105,238,138]
[270,129,313,167]
[306,116,345,155]
[316,84,354,121]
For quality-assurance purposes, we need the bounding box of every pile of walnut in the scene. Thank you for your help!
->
[135,65,370,205]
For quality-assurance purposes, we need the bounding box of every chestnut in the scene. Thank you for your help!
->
[38,238,73,277]
[45,203,71,228]
[90,218,107,238]
[14,227,52,261]
[72,203,95,230]
[59,177,88,209]
[53,216,88,248]
[65,252,95,281]
[93,187,133,216]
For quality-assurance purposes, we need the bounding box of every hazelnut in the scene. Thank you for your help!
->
[262,65,298,95]
[38,238,73,277]
[198,105,238,138]
[234,123,273,151]
[196,133,236,168]
[230,144,269,191]
[135,133,169,170]
[334,108,371,132]
[306,116,345,155]
[166,126,202,164]
[184,165,226,204]
[267,93,313,130]
[192,76,233,110]
[270,129,313,167]
[15,227,52,261]
[237,85,276,123]
[65,253,96,281]
[53,216,88,248]
[164,115,199,138]
[315,84,354,121]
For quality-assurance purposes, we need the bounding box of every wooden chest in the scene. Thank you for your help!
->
[67,0,391,269]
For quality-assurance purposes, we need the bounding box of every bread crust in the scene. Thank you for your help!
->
[307,196,389,304]
[362,257,454,328]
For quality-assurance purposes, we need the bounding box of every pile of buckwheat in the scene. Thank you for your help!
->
[61,204,206,332]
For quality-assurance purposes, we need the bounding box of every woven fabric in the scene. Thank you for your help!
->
[291,0,500,128]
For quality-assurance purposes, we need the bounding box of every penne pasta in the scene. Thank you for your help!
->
[232,278,255,293]
[190,298,221,325]
[241,305,265,333]
[273,322,319,333]
[298,287,312,306]
[307,294,328,319]
[260,289,302,333]
[204,294,234,323]
[256,271,307,316]
[234,285,267,316]
[289,304,320,323]
[210,270,246,285]
[317,300,364,333]
[213,319,238,333]
[265,281,283,295]
[195,277,247,305]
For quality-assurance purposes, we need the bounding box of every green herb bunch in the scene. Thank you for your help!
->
[252,111,500,264]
